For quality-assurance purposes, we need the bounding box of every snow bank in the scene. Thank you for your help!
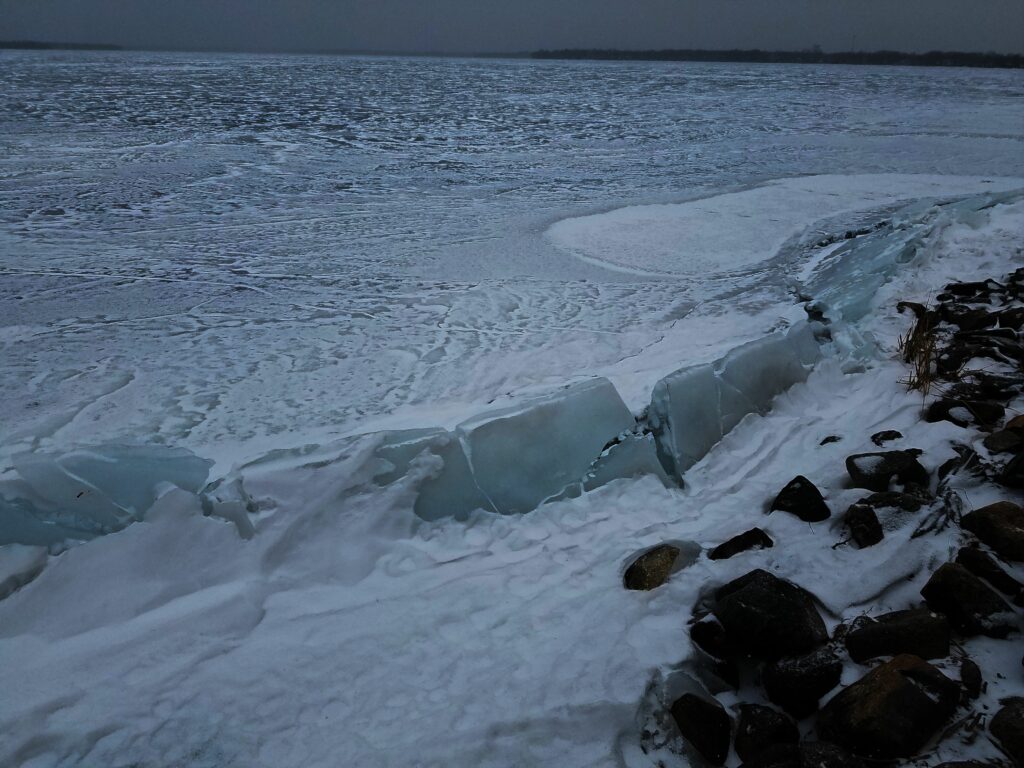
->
[546,175,1024,277]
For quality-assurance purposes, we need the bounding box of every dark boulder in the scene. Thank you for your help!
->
[1000,452,1024,489]
[843,608,950,662]
[959,657,982,700]
[842,504,883,548]
[762,647,842,718]
[846,450,929,493]
[770,476,831,522]
[920,562,1016,638]
[742,742,863,768]
[956,371,1022,401]
[984,429,1024,454]
[623,543,680,590]
[709,528,774,561]
[925,399,1005,429]
[956,546,1023,600]
[734,704,798,763]
[961,501,1024,561]
[990,698,1024,766]
[714,570,828,661]
[871,430,902,447]
[1000,306,1024,330]
[944,279,1002,301]
[816,654,960,759]
[670,692,733,766]
[691,618,735,660]
[940,305,998,331]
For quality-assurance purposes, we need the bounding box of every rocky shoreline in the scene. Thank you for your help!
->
[625,268,1024,767]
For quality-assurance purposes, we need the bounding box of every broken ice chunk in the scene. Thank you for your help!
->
[456,378,635,514]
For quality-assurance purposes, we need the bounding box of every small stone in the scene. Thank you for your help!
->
[714,570,829,661]
[920,562,1016,638]
[762,647,842,718]
[843,608,951,662]
[817,654,960,759]
[770,476,831,522]
[623,544,680,590]
[846,450,929,493]
[961,501,1024,561]
[820,435,842,446]
[734,704,798,763]
[956,546,1023,599]
[709,528,774,561]
[871,430,902,446]
[670,693,733,766]
[990,698,1024,766]
[960,657,982,699]
[842,504,883,548]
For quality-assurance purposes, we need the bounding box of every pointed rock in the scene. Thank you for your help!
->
[770,476,830,522]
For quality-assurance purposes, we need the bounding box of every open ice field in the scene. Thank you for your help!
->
[1,51,1024,767]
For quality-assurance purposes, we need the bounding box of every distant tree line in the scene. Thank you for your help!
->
[532,48,1023,69]
[0,41,122,51]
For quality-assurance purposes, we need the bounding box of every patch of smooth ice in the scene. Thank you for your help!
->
[546,175,1024,277]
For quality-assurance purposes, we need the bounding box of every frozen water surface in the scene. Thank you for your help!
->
[2,52,1024,469]
[2,51,1024,767]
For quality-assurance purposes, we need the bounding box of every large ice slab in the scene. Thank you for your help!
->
[0,445,212,546]
[650,322,822,478]
[373,428,493,521]
[455,378,636,514]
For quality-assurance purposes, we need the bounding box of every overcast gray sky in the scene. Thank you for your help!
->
[2,0,1022,54]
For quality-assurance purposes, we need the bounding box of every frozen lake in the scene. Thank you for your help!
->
[3,51,1024,768]
[2,51,1023,466]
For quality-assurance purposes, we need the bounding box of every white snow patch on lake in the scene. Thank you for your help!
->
[546,174,1023,277]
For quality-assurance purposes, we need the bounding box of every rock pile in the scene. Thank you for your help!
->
[626,271,1024,766]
